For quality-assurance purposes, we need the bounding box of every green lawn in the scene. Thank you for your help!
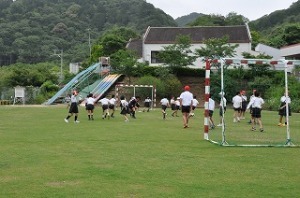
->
[0,105,299,197]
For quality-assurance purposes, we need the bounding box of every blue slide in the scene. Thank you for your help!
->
[45,62,122,105]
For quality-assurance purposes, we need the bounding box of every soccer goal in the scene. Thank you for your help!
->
[204,58,300,147]
[115,84,156,109]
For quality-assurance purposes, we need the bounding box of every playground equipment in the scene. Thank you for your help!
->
[45,62,122,105]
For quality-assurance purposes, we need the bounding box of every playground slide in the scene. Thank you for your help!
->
[45,62,100,105]
[89,74,122,101]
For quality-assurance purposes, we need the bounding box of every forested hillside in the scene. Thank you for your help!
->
[0,0,177,66]
[175,12,203,27]
[175,0,300,49]
[248,0,300,48]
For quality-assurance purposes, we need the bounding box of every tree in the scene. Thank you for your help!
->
[111,49,140,84]
[282,23,300,45]
[158,35,196,73]
[225,12,249,25]
[195,36,238,69]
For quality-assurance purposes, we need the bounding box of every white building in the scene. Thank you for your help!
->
[127,25,258,68]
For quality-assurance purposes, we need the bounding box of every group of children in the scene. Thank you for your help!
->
[64,92,119,123]
[64,88,292,132]
[211,89,292,132]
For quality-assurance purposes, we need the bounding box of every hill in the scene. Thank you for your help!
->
[175,12,204,27]
[0,0,177,66]
[248,0,300,48]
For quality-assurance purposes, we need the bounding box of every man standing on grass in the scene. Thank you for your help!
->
[180,85,193,128]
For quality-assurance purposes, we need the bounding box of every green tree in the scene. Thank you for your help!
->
[111,49,140,84]
[282,23,300,45]
[158,35,196,73]
[195,36,238,69]
[225,12,249,25]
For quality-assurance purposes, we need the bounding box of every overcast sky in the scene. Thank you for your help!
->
[146,0,296,20]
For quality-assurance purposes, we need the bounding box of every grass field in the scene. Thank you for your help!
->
[0,105,300,197]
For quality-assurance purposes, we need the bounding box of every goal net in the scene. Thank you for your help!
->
[205,58,300,147]
[115,84,156,110]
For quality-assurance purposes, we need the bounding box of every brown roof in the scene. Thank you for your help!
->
[144,25,251,44]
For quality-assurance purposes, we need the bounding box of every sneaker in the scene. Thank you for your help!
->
[74,120,80,123]
[260,128,264,132]
[233,118,237,123]
[217,124,223,127]
[64,118,69,123]
[251,127,256,131]
[125,119,129,122]
[282,124,286,126]
[277,123,282,126]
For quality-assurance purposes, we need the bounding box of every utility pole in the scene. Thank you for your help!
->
[88,28,92,59]
[53,49,64,84]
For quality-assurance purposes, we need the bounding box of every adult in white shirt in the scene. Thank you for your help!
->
[232,91,242,122]
[180,85,193,128]
[246,91,265,132]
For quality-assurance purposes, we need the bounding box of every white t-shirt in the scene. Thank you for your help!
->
[71,95,77,103]
[232,95,242,108]
[219,97,227,107]
[192,99,199,107]
[86,97,96,105]
[180,91,193,106]
[280,96,291,104]
[109,98,116,105]
[145,98,151,103]
[208,98,215,111]
[247,96,264,109]
[120,99,128,107]
[160,98,169,106]
[99,98,109,105]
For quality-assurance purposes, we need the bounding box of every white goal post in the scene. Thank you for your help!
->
[204,58,300,147]
[115,84,156,108]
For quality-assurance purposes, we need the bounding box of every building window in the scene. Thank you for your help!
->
[151,51,163,64]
